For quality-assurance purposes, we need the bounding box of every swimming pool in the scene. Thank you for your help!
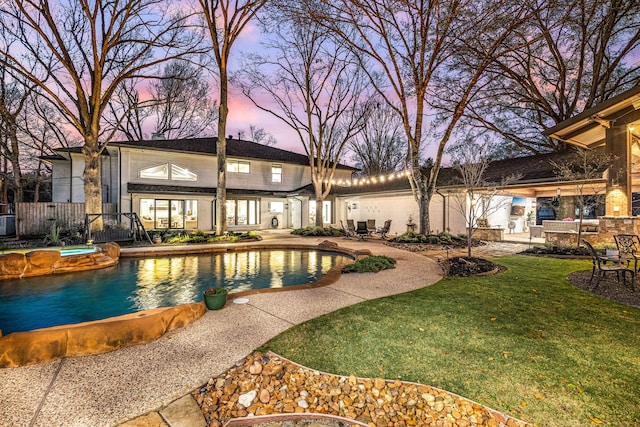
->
[0,249,348,334]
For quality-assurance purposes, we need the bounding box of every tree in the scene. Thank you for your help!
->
[316,0,531,234]
[463,0,640,155]
[198,0,268,235]
[551,148,614,246]
[0,64,31,202]
[0,0,203,230]
[349,101,406,176]
[240,2,373,226]
[449,141,520,257]
[105,62,218,141]
[150,61,218,139]
[239,125,277,146]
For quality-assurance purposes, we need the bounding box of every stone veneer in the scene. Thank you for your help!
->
[0,242,121,280]
[545,216,640,247]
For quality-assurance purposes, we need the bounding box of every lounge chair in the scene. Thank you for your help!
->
[376,219,392,240]
[366,219,376,235]
[341,220,355,239]
[356,221,369,240]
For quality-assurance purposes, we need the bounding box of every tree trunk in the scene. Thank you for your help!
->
[315,194,323,227]
[8,120,23,203]
[216,67,229,235]
[82,142,103,232]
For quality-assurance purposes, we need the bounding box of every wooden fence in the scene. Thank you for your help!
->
[15,202,118,237]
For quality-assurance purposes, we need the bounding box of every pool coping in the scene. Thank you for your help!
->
[0,241,367,368]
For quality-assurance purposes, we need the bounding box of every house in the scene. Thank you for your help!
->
[332,149,605,239]
[544,84,640,217]
[43,136,356,232]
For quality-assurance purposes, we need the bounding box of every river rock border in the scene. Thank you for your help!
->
[195,351,532,427]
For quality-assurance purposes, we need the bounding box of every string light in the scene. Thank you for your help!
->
[328,170,412,187]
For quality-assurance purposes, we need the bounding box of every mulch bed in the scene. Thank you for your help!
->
[566,270,640,308]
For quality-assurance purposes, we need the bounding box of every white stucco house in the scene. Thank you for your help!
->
[43,136,357,233]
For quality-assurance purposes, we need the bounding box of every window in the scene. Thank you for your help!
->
[226,199,259,225]
[227,159,250,173]
[139,163,197,181]
[140,164,169,180]
[309,200,331,224]
[171,164,197,181]
[139,199,198,229]
[272,164,282,183]
[269,201,284,213]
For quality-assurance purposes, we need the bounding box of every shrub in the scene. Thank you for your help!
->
[291,226,344,237]
[342,255,397,273]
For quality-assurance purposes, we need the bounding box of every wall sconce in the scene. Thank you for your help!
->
[613,206,620,212]
[351,203,357,209]
[285,203,288,209]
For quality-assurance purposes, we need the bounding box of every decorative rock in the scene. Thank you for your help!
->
[238,390,257,408]
[249,361,263,375]
[194,352,532,427]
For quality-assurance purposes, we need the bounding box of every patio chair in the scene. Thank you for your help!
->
[340,220,355,239]
[614,234,640,272]
[376,219,392,240]
[356,221,369,240]
[582,239,634,289]
[366,219,376,235]
[347,219,356,233]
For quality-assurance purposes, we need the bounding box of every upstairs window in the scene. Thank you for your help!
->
[227,159,250,173]
[272,164,282,183]
[139,163,197,181]
[139,164,169,180]
[171,164,197,181]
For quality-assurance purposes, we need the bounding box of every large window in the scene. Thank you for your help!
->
[227,159,250,174]
[226,199,259,225]
[139,163,197,182]
[272,164,282,183]
[309,200,331,224]
[140,199,198,229]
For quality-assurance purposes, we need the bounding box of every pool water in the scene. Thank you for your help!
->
[0,249,347,334]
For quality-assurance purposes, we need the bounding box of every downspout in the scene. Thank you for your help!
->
[69,155,73,202]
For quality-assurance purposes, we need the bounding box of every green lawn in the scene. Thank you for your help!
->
[260,256,640,427]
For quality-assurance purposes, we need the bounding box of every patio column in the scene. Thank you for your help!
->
[605,123,631,216]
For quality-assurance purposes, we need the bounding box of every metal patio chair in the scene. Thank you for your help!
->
[582,239,634,289]
[614,233,640,272]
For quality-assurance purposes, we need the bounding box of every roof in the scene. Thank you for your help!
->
[111,137,357,170]
[127,183,314,197]
[543,85,640,148]
[332,149,596,195]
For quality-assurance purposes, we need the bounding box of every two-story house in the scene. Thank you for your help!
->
[44,136,356,232]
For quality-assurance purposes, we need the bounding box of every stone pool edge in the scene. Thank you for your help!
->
[0,241,367,368]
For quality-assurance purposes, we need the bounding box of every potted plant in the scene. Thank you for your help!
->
[203,287,228,310]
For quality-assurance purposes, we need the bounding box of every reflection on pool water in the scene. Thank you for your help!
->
[0,249,347,334]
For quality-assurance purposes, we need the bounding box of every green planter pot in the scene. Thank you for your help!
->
[203,289,228,310]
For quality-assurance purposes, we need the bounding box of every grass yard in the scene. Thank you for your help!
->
[260,256,640,427]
